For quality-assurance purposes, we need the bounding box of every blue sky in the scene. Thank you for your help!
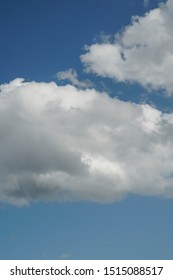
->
[0,0,160,83]
[1,0,173,260]
[1,197,173,260]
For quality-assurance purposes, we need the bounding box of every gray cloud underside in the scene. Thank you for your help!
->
[1,79,173,205]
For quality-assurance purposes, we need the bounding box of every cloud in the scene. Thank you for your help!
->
[59,253,71,260]
[56,68,92,88]
[81,0,173,94]
[1,78,173,205]
[143,0,150,8]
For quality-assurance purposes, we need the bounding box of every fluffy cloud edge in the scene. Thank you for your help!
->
[81,0,173,94]
[0,78,173,205]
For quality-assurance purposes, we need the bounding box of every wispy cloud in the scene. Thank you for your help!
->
[56,68,92,89]
[143,0,150,8]
[59,253,71,260]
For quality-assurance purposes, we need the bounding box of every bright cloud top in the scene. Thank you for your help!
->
[1,79,173,205]
[81,0,173,94]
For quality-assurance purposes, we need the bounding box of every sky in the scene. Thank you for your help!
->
[1,0,173,260]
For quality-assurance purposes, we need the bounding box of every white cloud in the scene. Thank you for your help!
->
[1,78,173,205]
[81,0,173,94]
[56,68,92,88]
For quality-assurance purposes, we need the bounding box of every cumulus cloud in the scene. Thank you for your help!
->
[1,78,173,205]
[81,0,173,94]
[56,68,92,88]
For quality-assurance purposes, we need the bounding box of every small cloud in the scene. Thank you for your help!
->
[56,68,92,89]
[59,253,71,260]
[143,0,149,7]
[10,235,16,241]
[105,241,111,246]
